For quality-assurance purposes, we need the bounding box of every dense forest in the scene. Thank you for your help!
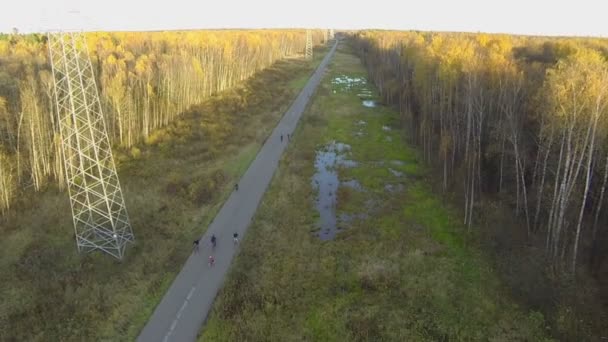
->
[0,29,324,213]
[354,31,608,275]
[353,31,608,337]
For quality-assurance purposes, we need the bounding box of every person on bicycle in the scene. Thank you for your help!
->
[193,239,200,253]
[233,232,239,245]
[208,255,215,267]
[211,234,217,248]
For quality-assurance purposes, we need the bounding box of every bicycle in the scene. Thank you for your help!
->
[211,234,217,250]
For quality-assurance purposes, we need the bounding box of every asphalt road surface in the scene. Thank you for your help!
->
[138,41,338,342]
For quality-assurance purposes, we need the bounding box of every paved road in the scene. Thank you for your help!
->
[138,41,338,342]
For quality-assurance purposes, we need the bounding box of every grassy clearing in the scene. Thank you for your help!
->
[0,51,326,341]
[201,43,553,341]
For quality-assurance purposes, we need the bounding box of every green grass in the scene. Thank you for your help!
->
[0,53,325,341]
[200,43,553,341]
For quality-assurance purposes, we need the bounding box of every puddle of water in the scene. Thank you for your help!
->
[339,212,368,225]
[384,183,405,193]
[312,151,339,241]
[369,160,406,169]
[342,179,363,191]
[312,141,358,241]
[340,159,358,168]
[364,198,378,212]
[332,75,367,92]
[355,131,366,137]
[388,168,404,177]
[385,136,393,142]
[332,75,366,85]
[382,125,391,131]
[322,141,350,154]
[356,120,367,126]
[362,100,377,108]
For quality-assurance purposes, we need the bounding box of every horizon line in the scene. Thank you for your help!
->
[2,27,606,39]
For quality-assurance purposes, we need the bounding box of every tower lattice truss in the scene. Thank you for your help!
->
[48,32,134,259]
[305,29,313,60]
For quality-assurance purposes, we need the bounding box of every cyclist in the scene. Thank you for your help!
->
[211,234,217,249]
[233,232,239,245]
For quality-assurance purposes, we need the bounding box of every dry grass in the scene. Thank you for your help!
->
[0,48,329,341]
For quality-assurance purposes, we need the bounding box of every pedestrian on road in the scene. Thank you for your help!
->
[287,134,291,141]
[235,183,239,191]
[211,234,217,249]
[193,239,200,253]
[233,232,239,245]
[208,255,215,267]
[280,134,283,142]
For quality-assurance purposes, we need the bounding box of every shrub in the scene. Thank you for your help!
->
[145,129,170,145]
[130,147,141,159]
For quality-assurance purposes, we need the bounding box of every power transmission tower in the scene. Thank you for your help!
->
[305,29,313,60]
[48,32,134,260]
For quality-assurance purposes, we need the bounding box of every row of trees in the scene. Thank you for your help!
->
[353,31,608,274]
[0,29,324,213]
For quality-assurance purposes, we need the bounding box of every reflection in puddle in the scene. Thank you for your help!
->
[389,168,404,177]
[357,89,373,98]
[340,159,358,168]
[312,141,357,241]
[339,212,368,225]
[343,179,363,191]
[332,75,366,85]
[332,75,367,92]
[384,183,404,193]
[371,160,406,168]
[362,100,377,108]
[355,120,367,138]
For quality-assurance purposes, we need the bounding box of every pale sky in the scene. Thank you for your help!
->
[0,0,606,37]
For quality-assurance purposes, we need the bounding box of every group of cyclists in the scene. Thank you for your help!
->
[195,129,291,266]
[192,231,239,267]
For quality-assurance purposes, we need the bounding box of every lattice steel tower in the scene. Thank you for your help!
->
[48,32,134,259]
[305,29,313,60]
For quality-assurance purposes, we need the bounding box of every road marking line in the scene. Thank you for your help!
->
[163,286,197,342]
